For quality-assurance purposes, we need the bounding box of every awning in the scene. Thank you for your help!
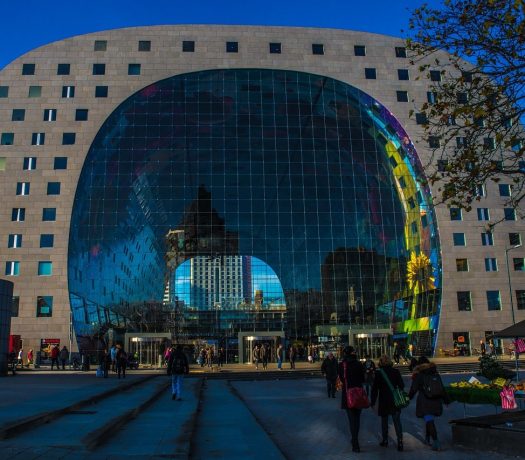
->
[490,320,525,339]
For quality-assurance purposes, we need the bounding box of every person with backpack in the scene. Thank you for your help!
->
[370,354,405,451]
[408,356,450,451]
[167,344,189,400]
[363,354,376,397]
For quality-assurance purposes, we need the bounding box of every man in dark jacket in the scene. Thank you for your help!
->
[321,352,338,398]
[338,346,366,453]
[371,354,405,451]
[167,344,189,401]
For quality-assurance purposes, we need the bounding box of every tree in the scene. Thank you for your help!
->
[407,0,525,216]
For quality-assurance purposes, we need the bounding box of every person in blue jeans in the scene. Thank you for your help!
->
[167,344,189,400]
[276,344,284,370]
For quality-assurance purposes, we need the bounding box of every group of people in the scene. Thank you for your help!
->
[195,346,225,368]
[322,346,449,453]
[98,344,129,379]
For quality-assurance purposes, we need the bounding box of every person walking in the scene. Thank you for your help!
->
[217,347,225,368]
[167,344,189,400]
[371,354,405,451]
[408,356,449,451]
[276,344,284,370]
[321,352,338,398]
[480,340,486,356]
[338,345,366,453]
[17,348,24,368]
[261,344,269,370]
[50,345,60,370]
[393,342,400,365]
[110,344,117,372]
[27,348,34,367]
[363,354,376,397]
[59,346,69,370]
[253,344,261,370]
[289,345,296,369]
[116,345,128,379]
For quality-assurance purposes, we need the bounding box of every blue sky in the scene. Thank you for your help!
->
[0,0,440,70]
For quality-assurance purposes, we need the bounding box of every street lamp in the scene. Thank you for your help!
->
[505,243,522,381]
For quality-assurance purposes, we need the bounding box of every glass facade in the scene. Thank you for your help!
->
[68,69,441,351]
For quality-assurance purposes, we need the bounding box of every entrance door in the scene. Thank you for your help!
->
[353,334,389,360]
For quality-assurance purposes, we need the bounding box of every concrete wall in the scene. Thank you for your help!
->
[0,279,13,376]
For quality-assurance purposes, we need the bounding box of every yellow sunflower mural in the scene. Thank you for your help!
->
[406,252,435,319]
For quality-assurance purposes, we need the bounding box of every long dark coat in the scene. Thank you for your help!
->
[370,364,405,416]
[408,362,450,418]
[338,355,365,409]
[321,356,338,381]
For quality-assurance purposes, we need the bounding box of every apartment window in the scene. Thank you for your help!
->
[23,157,37,170]
[499,184,511,197]
[457,92,469,104]
[12,296,19,317]
[0,86,8,97]
[364,68,376,79]
[474,184,486,197]
[16,182,30,195]
[43,109,57,121]
[182,40,195,52]
[354,45,366,56]
[94,40,107,51]
[92,63,106,75]
[1,133,14,145]
[47,182,61,195]
[517,291,525,310]
[456,137,467,148]
[415,113,428,125]
[457,291,472,311]
[427,91,437,104]
[484,137,496,149]
[38,261,53,276]
[485,258,498,272]
[437,159,448,172]
[396,91,408,102]
[7,234,22,248]
[509,233,522,246]
[504,208,516,221]
[269,42,281,54]
[12,208,25,221]
[446,115,457,126]
[397,69,409,80]
[62,86,75,98]
[429,70,442,82]
[54,157,68,169]
[11,109,25,121]
[514,258,525,271]
[462,71,473,83]
[74,109,88,121]
[40,234,54,248]
[57,63,70,75]
[482,232,494,246]
[428,136,440,148]
[62,133,76,145]
[453,233,466,246]
[395,46,406,58]
[28,86,41,97]
[42,208,56,221]
[226,41,238,53]
[477,208,490,221]
[487,290,501,311]
[475,117,486,127]
[31,133,45,145]
[312,43,324,55]
[36,296,53,317]
[22,63,35,75]
[95,86,108,97]
[5,261,20,276]
[450,208,462,221]
[138,40,151,51]
[456,259,469,272]
[128,63,141,75]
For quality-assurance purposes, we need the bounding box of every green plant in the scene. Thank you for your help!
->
[478,355,514,380]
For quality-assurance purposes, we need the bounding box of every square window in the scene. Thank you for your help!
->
[138,40,151,51]
[354,45,366,56]
[92,63,106,75]
[474,184,486,197]
[1,133,14,145]
[47,182,61,195]
[429,70,441,82]
[38,261,53,276]
[364,68,376,79]
[509,233,522,246]
[504,208,516,221]
[269,42,281,54]
[7,234,22,248]
[0,86,8,97]
[16,182,30,195]
[453,233,466,246]
[415,113,428,125]
[397,69,409,80]
[312,43,324,55]
[428,136,440,148]
[28,86,41,97]
[22,63,35,75]
[23,157,37,170]
[395,47,406,58]
[40,234,54,248]
[36,296,53,317]
[499,184,511,197]
[53,157,68,169]
[456,137,467,148]
[182,40,195,52]
[57,63,70,75]
[62,133,76,145]
[226,41,238,53]
[437,159,448,172]
[481,232,494,246]
[31,133,45,145]
[42,208,56,221]
[94,40,107,51]
[396,91,408,102]
[450,208,462,221]
[514,258,525,271]
[43,109,57,121]
[12,208,25,222]
[95,86,108,97]
[11,109,25,121]
[477,208,490,221]
[484,137,496,149]
[485,258,498,272]
[75,109,88,121]
[427,91,437,104]
[457,291,472,311]
[517,291,525,310]
[5,261,20,276]
[128,63,141,75]
[457,92,469,104]
[487,290,501,311]
[62,86,75,98]
[462,71,473,83]
[456,259,469,271]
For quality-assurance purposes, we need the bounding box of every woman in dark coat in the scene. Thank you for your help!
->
[338,345,366,453]
[408,357,450,451]
[371,354,405,451]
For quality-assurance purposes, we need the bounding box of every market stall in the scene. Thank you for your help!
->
[490,319,525,382]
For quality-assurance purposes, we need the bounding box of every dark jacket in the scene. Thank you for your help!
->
[338,355,365,409]
[321,356,338,381]
[167,350,189,375]
[371,365,405,416]
[408,362,450,418]
[364,359,376,384]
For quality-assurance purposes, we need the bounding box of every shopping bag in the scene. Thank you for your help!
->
[346,386,370,409]
[335,376,343,392]
[392,387,410,409]
[500,385,518,410]
[514,339,525,354]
